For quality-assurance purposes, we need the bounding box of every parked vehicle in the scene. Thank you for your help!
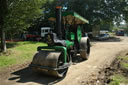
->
[95,33,110,40]
[23,32,41,41]
[41,27,52,37]
[116,30,124,36]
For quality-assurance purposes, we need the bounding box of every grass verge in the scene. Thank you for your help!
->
[109,54,128,85]
[0,41,47,69]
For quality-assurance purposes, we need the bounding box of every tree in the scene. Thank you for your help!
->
[0,0,8,52]
[0,0,46,52]
[41,0,127,37]
[44,0,128,25]
[6,0,45,39]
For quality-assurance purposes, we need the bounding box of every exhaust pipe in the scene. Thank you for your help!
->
[56,6,62,39]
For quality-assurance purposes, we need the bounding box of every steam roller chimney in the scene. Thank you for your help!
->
[55,6,62,39]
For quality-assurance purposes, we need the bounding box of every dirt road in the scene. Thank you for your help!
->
[0,36,128,85]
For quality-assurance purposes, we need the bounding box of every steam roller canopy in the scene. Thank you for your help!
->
[31,51,68,77]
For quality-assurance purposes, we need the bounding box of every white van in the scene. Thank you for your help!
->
[41,27,52,37]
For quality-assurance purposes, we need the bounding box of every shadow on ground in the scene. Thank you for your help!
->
[72,55,85,63]
[6,42,19,48]
[8,67,65,85]
[92,37,122,42]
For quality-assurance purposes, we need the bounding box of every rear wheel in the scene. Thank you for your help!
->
[80,37,90,60]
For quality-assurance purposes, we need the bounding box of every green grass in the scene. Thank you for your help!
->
[110,55,128,85]
[0,41,47,69]
[110,74,128,85]
[118,56,128,70]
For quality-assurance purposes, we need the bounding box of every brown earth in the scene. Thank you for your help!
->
[0,36,128,85]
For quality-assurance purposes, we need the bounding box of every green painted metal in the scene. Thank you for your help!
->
[65,40,74,48]
[77,26,82,42]
[67,32,75,41]
[37,46,67,63]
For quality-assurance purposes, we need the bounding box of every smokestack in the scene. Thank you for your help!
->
[55,6,62,39]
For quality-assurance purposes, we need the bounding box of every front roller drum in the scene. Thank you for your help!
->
[31,51,68,77]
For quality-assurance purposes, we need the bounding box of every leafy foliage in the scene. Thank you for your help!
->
[43,0,128,25]
[5,0,47,37]
[0,0,47,52]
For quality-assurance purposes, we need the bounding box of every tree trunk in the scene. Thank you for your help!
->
[0,25,7,52]
[0,0,7,52]
[0,13,7,52]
